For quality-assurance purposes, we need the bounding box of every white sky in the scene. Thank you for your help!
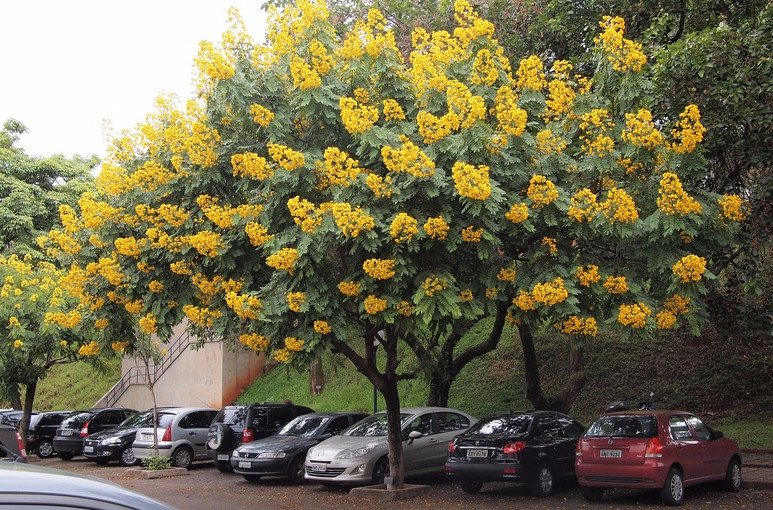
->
[0,1,267,158]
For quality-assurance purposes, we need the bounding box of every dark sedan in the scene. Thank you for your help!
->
[83,410,155,466]
[230,412,367,483]
[53,407,136,460]
[445,411,585,497]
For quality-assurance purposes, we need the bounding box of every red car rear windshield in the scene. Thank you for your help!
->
[585,415,657,438]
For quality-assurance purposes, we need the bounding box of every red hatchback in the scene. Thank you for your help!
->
[575,410,741,506]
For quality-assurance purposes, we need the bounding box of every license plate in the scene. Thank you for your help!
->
[217,454,229,461]
[141,434,153,440]
[62,430,74,436]
[308,464,326,472]
[84,446,94,453]
[600,449,622,458]
[467,449,488,458]
[238,461,251,469]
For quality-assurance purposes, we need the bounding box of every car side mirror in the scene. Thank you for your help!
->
[713,430,724,440]
[407,430,423,444]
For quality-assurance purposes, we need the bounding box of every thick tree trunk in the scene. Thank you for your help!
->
[18,380,37,448]
[310,355,325,395]
[382,377,404,488]
[9,384,22,410]
[426,373,450,407]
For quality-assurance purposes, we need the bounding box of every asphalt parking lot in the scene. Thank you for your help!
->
[34,457,773,510]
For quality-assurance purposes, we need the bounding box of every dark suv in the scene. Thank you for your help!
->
[53,408,136,460]
[207,402,314,472]
[0,424,26,462]
[26,411,73,458]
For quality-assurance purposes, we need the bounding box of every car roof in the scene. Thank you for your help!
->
[602,410,694,416]
[155,407,218,414]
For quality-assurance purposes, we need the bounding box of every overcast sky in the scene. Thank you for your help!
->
[0,1,266,158]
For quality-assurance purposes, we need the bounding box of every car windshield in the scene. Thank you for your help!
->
[279,416,326,437]
[585,415,657,438]
[121,411,154,427]
[61,412,93,428]
[468,415,533,436]
[345,413,411,437]
[214,407,247,426]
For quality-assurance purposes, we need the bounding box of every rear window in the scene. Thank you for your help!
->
[213,407,247,426]
[585,415,657,438]
[155,413,176,428]
[121,411,154,428]
[468,415,533,436]
[346,413,411,437]
[61,412,93,429]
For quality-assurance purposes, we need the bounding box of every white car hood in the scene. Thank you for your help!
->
[307,434,387,461]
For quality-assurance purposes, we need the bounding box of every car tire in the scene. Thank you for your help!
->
[119,446,137,466]
[660,467,684,506]
[243,474,262,483]
[580,486,604,502]
[57,451,75,461]
[36,439,54,458]
[371,456,389,485]
[215,459,234,473]
[207,423,232,451]
[288,455,306,485]
[529,464,554,498]
[171,446,193,470]
[460,481,483,494]
[94,458,110,465]
[724,457,742,492]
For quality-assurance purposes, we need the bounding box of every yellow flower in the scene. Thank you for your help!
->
[670,104,706,153]
[149,280,164,293]
[13,339,23,349]
[515,55,546,91]
[541,237,558,255]
[314,321,332,334]
[290,56,321,90]
[266,248,299,273]
[390,213,419,243]
[364,295,388,314]
[664,294,691,315]
[286,292,307,312]
[382,99,406,121]
[458,289,474,302]
[622,109,665,149]
[575,265,601,287]
[111,341,128,353]
[245,222,274,246]
[284,337,305,352]
[249,104,274,127]
[532,277,569,306]
[656,311,677,330]
[340,96,379,135]
[232,152,273,180]
[527,175,558,207]
[182,305,221,328]
[422,275,448,297]
[287,196,322,233]
[505,203,529,224]
[451,162,491,200]
[603,276,629,294]
[600,188,639,223]
[95,318,109,329]
[362,259,396,280]
[267,143,305,171]
[617,303,651,328]
[240,333,270,351]
[493,86,527,136]
[672,254,707,283]
[513,291,536,311]
[273,348,292,363]
[579,108,615,157]
[139,314,158,334]
[535,129,568,154]
[657,173,702,216]
[717,195,748,221]
[338,281,361,297]
[423,216,450,240]
[321,202,375,238]
[557,316,598,336]
[8,316,20,328]
[593,16,647,73]
[365,173,394,199]
[318,147,364,189]
[568,189,599,222]
[497,268,517,282]
[461,226,483,242]
[78,341,101,357]
[381,136,435,178]
[396,301,414,316]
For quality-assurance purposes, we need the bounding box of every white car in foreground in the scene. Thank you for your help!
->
[304,406,476,485]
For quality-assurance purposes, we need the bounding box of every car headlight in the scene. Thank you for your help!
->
[335,445,377,459]
[257,452,286,459]
[100,437,122,446]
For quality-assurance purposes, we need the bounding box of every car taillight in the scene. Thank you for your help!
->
[576,440,583,457]
[447,441,456,455]
[161,427,172,442]
[645,437,664,458]
[16,431,26,459]
[503,441,526,457]
[242,428,254,443]
[79,420,91,438]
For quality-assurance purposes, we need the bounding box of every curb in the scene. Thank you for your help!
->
[745,480,773,491]
[124,467,189,479]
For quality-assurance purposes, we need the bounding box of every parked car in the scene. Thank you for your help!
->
[0,424,27,463]
[231,411,368,483]
[0,461,176,509]
[133,407,218,469]
[207,402,314,473]
[53,407,136,460]
[575,410,742,505]
[305,406,477,485]
[444,411,585,497]
[0,410,39,428]
[26,410,73,458]
[83,410,159,466]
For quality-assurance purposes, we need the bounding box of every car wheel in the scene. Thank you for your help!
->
[460,481,483,494]
[207,423,232,451]
[215,459,234,473]
[243,474,262,483]
[580,486,604,502]
[171,446,193,470]
[94,458,110,465]
[660,467,684,506]
[724,457,742,492]
[288,455,306,485]
[57,451,75,461]
[119,446,138,466]
[529,464,554,498]
[371,456,389,485]
[36,440,54,458]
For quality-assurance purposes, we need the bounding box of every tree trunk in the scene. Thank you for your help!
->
[382,377,404,489]
[426,373,450,407]
[9,384,22,411]
[310,354,325,395]
[18,379,37,448]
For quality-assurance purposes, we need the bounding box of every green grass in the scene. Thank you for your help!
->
[712,419,773,451]
[30,360,120,411]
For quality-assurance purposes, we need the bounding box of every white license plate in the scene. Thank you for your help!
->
[238,461,251,469]
[84,446,94,453]
[217,454,229,461]
[308,464,327,472]
[467,449,488,458]
[62,430,74,436]
[141,434,153,440]
[600,449,622,458]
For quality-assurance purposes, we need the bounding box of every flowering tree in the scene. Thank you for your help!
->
[46,1,745,488]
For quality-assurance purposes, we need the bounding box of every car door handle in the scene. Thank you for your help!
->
[189,432,196,436]
[428,438,438,444]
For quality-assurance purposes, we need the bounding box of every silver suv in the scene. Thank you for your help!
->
[132,407,218,469]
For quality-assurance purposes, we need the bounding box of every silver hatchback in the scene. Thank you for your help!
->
[132,407,218,469]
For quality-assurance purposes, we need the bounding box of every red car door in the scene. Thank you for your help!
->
[685,415,724,480]
[667,415,704,483]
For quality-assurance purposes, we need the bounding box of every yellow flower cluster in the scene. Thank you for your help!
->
[672,254,707,283]
[617,302,651,328]
[544,79,575,121]
[85,256,125,286]
[314,320,332,334]
[148,280,164,293]
[622,109,664,149]
[339,96,379,135]
[382,99,406,121]
[453,0,496,47]
[114,237,143,258]
[287,196,322,233]
[170,261,192,275]
[471,48,499,86]
[527,175,559,206]
[284,337,305,351]
[618,158,644,175]
[422,275,448,296]
[575,265,601,287]
[579,109,615,157]
[245,222,274,246]
[308,39,334,75]
[249,104,274,127]
[381,137,436,178]
[266,248,299,273]
[390,213,419,243]
[717,195,748,221]
[396,300,414,316]
[124,300,143,314]
[445,80,486,130]
[600,188,639,223]
[93,318,109,329]
[290,56,322,90]
[135,204,190,228]
[338,281,361,297]
[515,55,547,91]
[196,196,262,229]
[558,316,598,336]
[535,129,568,155]
[364,295,388,314]
[8,316,20,328]
[112,341,129,353]
[194,41,235,81]
[185,230,223,257]
[593,16,647,73]
[656,310,677,330]
[416,111,454,144]
[13,339,23,349]
[268,143,305,171]
[497,268,517,282]
[452,162,491,200]
[513,291,536,311]
[232,152,273,180]
[273,348,292,363]
[321,202,375,237]
[603,276,629,294]
[663,294,691,315]
[670,105,706,154]
[485,287,498,299]
[319,147,364,189]
[286,292,306,312]
[532,277,569,306]
[365,173,394,198]
[494,86,528,136]
[423,216,450,240]
[362,258,396,280]
[542,237,558,255]
[139,313,158,334]
[184,121,221,168]
[44,310,82,329]
[567,189,598,222]
[458,289,474,302]
[505,203,529,224]
[461,226,483,242]
[225,292,262,320]
[78,193,121,229]
[78,341,100,357]
[657,173,702,215]
[240,333,269,351]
